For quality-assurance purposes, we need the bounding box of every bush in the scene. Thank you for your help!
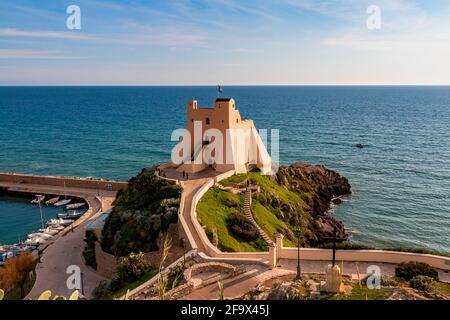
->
[227,213,258,241]
[116,252,150,283]
[167,263,186,290]
[395,262,438,281]
[409,276,436,293]
[381,275,399,287]
[82,249,97,269]
[101,170,182,256]
[92,280,112,299]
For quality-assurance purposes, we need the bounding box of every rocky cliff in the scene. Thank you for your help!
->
[267,163,352,246]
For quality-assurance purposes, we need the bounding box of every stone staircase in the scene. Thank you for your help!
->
[243,188,274,246]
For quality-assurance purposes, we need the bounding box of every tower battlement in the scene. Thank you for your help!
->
[173,98,272,175]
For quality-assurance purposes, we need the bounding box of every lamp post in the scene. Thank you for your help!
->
[323,225,346,267]
[294,228,302,280]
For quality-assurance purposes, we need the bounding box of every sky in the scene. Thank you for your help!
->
[1,0,450,85]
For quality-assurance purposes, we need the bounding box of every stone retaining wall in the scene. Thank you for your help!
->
[275,234,450,271]
[94,242,118,278]
[0,172,127,192]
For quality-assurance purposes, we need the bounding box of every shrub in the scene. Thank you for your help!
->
[227,213,258,241]
[92,280,112,299]
[409,276,436,293]
[116,252,150,283]
[395,262,438,281]
[82,249,97,269]
[381,275,399,287]
[167,262,186,290]
[101,170,182,256]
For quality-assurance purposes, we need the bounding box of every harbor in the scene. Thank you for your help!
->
[0,173,126,266]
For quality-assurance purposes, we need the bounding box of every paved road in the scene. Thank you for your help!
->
[182,259,450,300]
[27,196,114,299]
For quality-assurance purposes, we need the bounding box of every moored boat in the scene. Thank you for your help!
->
[54,199,71,207]
[38,227,59,236]
[45,196,60,206]
[57,211,84,220]
[64,203,85,210]
[31,195,45,204]
[47,218,73,227]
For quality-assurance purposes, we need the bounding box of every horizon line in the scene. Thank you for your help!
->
[1,83,450,87]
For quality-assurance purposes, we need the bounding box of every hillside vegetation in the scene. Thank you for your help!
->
[101,169,182,257]
[197,163,351,252]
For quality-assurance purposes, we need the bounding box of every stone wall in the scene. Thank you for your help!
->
[275,234,450,271]
[94,242,118,278]
[0,172,127,191]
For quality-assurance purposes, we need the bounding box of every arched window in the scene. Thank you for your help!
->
[206,117,210,125]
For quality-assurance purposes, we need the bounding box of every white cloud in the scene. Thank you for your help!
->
[0,49,83,59]
[0,28,97,40]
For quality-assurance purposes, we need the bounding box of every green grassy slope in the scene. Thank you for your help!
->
[197,172,309,252]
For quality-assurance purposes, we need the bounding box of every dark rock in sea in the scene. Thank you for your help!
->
[356,143,364,149]
[331,197,343,205]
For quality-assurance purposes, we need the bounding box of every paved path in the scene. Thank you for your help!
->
[180,179,211,253]
[26,196,115,299]
[182,259,450,300]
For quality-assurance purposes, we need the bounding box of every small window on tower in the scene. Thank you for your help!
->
[206,117,210,125]
[236,118,239,123]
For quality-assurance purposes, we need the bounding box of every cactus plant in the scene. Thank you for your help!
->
[69,290,79,300]
[0,288,79,301]
[38,290,52,300]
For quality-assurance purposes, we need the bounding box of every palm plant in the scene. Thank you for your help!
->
[157,235,172,300]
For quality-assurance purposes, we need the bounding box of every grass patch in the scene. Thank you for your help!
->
[330,282,393,300]
[252,201,295,247]
[198,172,314,251]
[197,188,264,252]
[248,172,305,207]
[435,281,450,295]
[220,174,248,187]
[112,269,157,299]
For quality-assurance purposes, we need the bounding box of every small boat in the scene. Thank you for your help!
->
[27,232,52,240]
[47,218,72,227]
[54,199,72,207]
[57,211,84,220]
[64,203,85,210]
[45,196,60,206]
[25,237,44,246]
[31,195,46,204]
[38,228,59,236]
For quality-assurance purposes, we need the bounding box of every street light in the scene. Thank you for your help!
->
[294,228,302,280]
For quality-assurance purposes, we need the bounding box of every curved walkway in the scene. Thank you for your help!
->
[27,195,115,299]
[132,168,450,299]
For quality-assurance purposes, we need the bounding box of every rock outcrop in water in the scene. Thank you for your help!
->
[273,163,352,245]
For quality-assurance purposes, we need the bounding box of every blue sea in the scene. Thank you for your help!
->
[0,86,449,253]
